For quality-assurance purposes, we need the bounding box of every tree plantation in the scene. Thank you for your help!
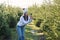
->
[0,0,60,40]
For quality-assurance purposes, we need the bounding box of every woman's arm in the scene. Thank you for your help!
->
[20,16,32,25]
[20,16,28,25]
[28,16,32,23]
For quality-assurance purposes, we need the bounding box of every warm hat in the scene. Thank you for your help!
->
[23,8,28,14]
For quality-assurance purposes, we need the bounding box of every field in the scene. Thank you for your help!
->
[11,26,39,40]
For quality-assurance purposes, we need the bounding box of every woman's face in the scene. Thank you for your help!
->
[24,12,28,16]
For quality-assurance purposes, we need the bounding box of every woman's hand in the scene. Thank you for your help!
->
[30,16,33,19]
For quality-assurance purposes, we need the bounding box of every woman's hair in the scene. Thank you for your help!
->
[23,15,28,21]
[23,8,28,21]
[23,8,25,10]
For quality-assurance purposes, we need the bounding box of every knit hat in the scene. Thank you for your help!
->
[23,8,28,14]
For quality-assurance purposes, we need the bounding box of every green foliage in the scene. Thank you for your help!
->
[35,19,43,27]
[0,5,11,40]
[0,0,60,40]
[0,4,22,40]
[28,0,60,40]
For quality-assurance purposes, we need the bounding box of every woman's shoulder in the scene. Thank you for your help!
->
[20,16,24,19]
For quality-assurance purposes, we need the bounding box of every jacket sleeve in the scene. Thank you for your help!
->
[20,16,32,25]
[28,16,32,23]
[20,16,28,25]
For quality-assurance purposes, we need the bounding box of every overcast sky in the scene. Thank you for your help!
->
[0,0,54,8]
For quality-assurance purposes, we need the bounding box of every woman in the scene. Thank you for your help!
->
[16,8,32,40]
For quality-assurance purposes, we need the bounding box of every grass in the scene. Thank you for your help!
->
[11,26,38,40]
